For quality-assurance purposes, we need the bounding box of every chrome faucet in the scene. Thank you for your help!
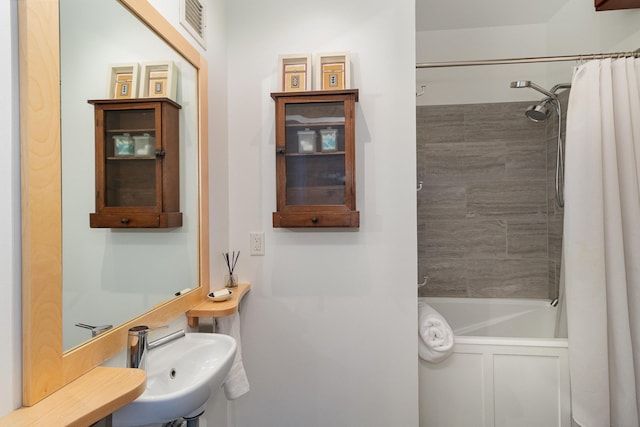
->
[127,325,186,370]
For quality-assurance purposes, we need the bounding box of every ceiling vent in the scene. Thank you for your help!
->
[180,0,206,49]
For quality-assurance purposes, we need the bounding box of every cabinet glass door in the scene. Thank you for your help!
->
[103,108,158,208]
[284,101,346,206]
[272,89,358,228]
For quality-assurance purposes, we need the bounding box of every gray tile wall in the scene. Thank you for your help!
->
[417,97,566,299]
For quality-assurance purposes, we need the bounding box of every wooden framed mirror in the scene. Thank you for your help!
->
[19,0,209,405]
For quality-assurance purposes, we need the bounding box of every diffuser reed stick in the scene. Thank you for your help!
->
[223,251,239,287]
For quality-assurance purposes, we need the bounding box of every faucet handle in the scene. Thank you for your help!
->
[128,324,168,335]
[76,323,113,337]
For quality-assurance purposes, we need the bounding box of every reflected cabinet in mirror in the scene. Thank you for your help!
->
[19,0,209,405]
[87,98,183,229]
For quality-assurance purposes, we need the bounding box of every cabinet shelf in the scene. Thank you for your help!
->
[106,128,156,134]
[106,156,157,160]
[285,122,345,128]
[285,151,346,157]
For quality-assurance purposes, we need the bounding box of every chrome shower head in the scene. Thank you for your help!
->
[525,98,554,122]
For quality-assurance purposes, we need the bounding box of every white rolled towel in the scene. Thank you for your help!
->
[418,301,454,363]
[216,312,250,400]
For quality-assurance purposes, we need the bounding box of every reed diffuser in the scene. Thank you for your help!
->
[223,251,239,288]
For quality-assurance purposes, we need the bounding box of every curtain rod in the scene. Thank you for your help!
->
[416,49,640,69]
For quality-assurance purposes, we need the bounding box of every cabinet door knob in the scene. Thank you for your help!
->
[276,148,285,155]
[311,217,318,223]
[155,149,166,158]
[120,217,130,224]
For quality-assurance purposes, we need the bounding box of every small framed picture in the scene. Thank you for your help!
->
[314,52,351,91]
[140,61,178,101]
[278,54,311,92]
[108,63,139,99]
[320,128,338,152]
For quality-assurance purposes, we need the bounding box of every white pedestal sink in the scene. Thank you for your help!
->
[112,333,237,427]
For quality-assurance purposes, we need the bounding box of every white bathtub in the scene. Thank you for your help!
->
[419,297,570,427]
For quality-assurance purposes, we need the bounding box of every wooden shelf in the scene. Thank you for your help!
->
[595,0,640,10]
[0,367,145,427]
[186,283,251,328]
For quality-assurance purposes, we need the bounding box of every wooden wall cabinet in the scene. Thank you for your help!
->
[595,0,640,10]
[271,89,359,228]
[88,98,182,228]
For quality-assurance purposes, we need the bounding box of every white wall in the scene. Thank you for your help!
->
[0,0,22,416]
[416,24,551,105]
[225,0,418,426]
[546,0,640,83]
[202,0,231,425]
[416,1,640,106]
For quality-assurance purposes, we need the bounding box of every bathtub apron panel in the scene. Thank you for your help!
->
[418,298,570,427]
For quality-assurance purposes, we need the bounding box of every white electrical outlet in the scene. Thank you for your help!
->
[249,232,265,256]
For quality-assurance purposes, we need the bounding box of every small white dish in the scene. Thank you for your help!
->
[208,289,232,302]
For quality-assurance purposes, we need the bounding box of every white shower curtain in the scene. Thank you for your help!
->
[564,57,640,427]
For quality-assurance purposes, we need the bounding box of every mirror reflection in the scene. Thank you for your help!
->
[60,0,199,351]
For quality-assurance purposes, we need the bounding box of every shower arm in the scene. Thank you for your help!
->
[512,80,557,100]
[550,83,571,95]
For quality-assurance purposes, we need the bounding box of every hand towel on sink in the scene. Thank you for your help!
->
[216,312,250,400]
[418,301,454,363]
